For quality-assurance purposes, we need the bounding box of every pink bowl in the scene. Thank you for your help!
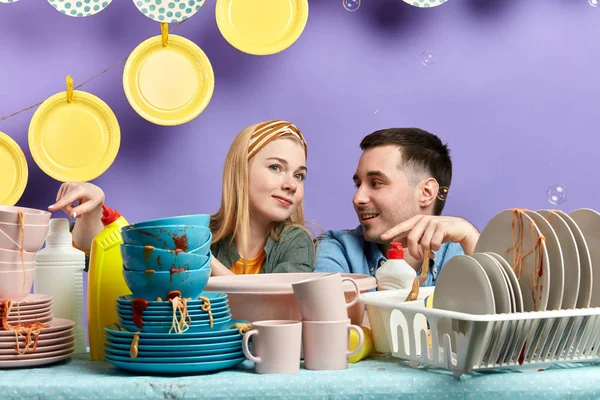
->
[0,206,51,225]
[0,222,50,253]
[204,273,377,325]
[0,261,35,272]
[0,269,34,301]
[0,248,36,263]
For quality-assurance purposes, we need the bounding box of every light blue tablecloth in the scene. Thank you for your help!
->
[1,354,600,399]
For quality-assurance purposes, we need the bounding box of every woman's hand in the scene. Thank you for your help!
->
[49,182,105,218]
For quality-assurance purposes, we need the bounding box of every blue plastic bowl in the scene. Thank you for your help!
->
[124,214,211,230]
[122,267,211,300]
[121,244,210,272]
[121,225,212,254]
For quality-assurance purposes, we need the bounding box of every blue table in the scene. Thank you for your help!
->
[1,354,600,399]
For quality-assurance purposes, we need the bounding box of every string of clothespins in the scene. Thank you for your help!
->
[0,21,186,122]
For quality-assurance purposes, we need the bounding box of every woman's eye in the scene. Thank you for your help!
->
[269,164,282,172]
[294,174,306,181]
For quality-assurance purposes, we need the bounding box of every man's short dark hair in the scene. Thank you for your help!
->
[360,128,452,215]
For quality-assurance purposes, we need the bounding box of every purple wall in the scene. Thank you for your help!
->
[1,0,598,234]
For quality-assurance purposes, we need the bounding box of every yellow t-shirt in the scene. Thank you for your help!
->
[231,249,266,275]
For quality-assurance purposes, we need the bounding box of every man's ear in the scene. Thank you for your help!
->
[418,177,439,210]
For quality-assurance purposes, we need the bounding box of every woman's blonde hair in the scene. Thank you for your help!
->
[210,121,308,265]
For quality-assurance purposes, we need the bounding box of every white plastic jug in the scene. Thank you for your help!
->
[34,218,86,354]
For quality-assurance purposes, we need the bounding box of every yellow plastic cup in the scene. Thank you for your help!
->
[349,326,374,363]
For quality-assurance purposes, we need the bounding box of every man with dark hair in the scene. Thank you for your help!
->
[314,128,479,286]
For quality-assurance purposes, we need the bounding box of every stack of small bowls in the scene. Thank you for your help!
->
[0,206,51,301]
[119,215,213,300]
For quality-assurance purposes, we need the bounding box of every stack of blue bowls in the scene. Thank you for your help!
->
[106,215,250,374]
[120,214,212,300]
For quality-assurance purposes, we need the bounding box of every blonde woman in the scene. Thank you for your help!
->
[210,120,313,275]
[50,120,314,275]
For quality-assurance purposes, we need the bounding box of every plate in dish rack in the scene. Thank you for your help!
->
[550,210,592,308]
[569,209,600,307]
[537,210,580,310]
[475,209,550,312]
[432,255,496,315]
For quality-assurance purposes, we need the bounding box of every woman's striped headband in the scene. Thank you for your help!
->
[247,120,307,159]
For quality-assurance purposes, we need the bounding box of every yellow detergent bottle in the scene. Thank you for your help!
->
[88,205,130,361]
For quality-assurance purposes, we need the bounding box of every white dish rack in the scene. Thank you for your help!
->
[360,290,600,376]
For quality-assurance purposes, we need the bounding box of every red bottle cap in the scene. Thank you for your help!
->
[387,242,404,259]
[101,204,121,226]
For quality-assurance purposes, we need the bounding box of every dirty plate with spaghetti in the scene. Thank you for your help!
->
[115,291,232,334]
[522,210,564,310]
[0,317,75,368]
[104,318,250,374]
[474,209,550,312]
[105,319,249,341]
[116,292,227,310]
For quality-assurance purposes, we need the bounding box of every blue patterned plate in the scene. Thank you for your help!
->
[47,0,112,18]
[132,0,206,24]
[402,0,448,8]
[105,354,246,374]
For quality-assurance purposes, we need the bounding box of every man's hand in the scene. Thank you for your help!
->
[381,215,480,260]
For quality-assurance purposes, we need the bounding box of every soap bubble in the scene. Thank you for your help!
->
[421,51,435,67]
[589,0,598,7]
[546,184,567,205]
[343,0,360,12]
[438,186,449,201]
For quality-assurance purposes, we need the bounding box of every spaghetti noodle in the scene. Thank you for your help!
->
[505,208,545,309]
[1,300,49,355]
[129,332,140,359]
[232,322,252,335]
[198,296,214,328]
[168,296,191,334]
[404,250,430,302]
[17,211,25,292]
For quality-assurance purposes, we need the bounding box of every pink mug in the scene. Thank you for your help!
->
[242,320,302,374]
[302,319,364,370]
[292,273,359,321]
